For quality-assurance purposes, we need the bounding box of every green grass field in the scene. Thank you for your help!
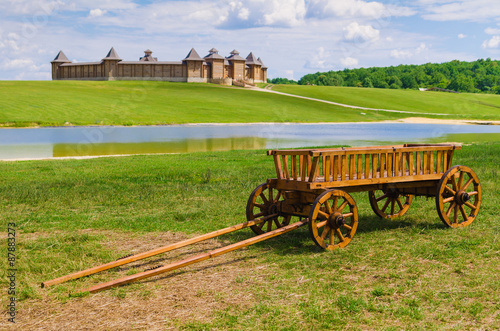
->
[274,85,500,120]
[1,142,498,329]
[2,81,499,128]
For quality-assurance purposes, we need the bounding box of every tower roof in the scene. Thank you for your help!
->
[245,52,260,65]
[183,48,203,61]
[51,50,71,63]
[227,49,245,61]
[103,47,122,60]
[257,57,267,69]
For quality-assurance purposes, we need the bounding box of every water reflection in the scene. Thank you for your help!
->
[53,137,268,157]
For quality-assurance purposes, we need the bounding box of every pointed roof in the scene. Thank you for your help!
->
[102,47,122,61]
[183,48,203,61]
[226,49,245,61]
[208,47,219,54]
[144,49,152,54]
[257,57,267,69]
[51,50,71,63]
[204,47,224,60]
[245,52,260,65]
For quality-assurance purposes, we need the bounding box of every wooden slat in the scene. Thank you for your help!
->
[281,155,289,179]
[443,151,448,171]
[357,154,363,180]
[387,152,394,177]
[416,152,421,175]
[349,155,355,180]
[364,154,370,180]
[292,155,297,180]
[341,155,347,181]
[436,151,442,174]
[273,155,283,179]
[429,152,434,174]
[401,152,406,177]
[300,155,307,180]
[308,156,320,182]
[333,155,339,181]
[372,154,378,179]
[409,152,414,175]
[447,150,454,169]
[324,155,331,182]
[422,151,428,175]
[380,153,386,178]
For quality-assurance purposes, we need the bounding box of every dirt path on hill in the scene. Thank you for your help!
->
[250,86,451,116]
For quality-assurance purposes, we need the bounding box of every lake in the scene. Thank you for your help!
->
[1,123,499,160]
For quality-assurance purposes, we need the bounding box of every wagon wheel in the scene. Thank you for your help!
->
[309,189,358,250]
[368,189,413,219]
[436,165,481,228]
[246,183,291,235]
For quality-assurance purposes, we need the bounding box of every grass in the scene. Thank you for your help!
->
[0,141,499,329]
[274,85,500,120]
[0,81,407,127]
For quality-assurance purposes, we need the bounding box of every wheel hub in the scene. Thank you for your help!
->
[267,203,278,215]
[455,191,470,204]
[328,212,345,228]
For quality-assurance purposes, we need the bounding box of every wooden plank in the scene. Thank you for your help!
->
[429,152,434,174]
[41,214,275,288]
[341,155,347,181]
[273,154,283,179]
[357,154,363,180]
[281,155,289,179]
[308,156,319,182]
[436,151,442,174]
[78,220,308,294]
[333,155,339,181]
[299,155,305,180]
[387,152,394,177]
[292,155,297,180]
[372,154,378,179]
[349,155,355,180]
[409,152,414,175]
[401,152,406,177]
[416,152,421,175]
[308,173,443,190]
[325,156,331,182]
[380,153,386,178]
[423,151,428,175]
[443,151,448,171]
[364,154,370,180]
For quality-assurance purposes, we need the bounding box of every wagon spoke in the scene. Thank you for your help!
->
[462,178,474,191]
[396,197,404,210]
[254,203,265,210]
[342,224,352,230]
[343,212,354,218]
[381,198,391,213]
[275,191,282,202]
[316,220,327,228]
[267,219,273,232]
[332,196,339,210]
[376,193,388,202]
[335,229,345,242]
[446,202,456,217]
[453,205,459,224]
[325,200,333,214]
[259,193,268,204]
[443,196,454,204]
[268,188,273,204]
[329,229,335,245]
[321,225,331,240]
[253,212,264,218]
[465,201,477,210]
[451,176,458,192]
[444,185,456,195]
[459,205,468,222]
[458,171,465,189]
[468,191,478,197]
[274,218,281,228]
[318,210,330,219]
[337,200,348,212]
[390,199,395,215]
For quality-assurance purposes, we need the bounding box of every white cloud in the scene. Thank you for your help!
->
[307,0,415,19]
[343,22,379,43]
[458,33,466,39]
[89,9,107,18]
[482,36,500,49]
[340,57,358,68]
[485,27,500,35]
[284,70,294,80]
[390,49,412,59]
[1,58,38,70]
[416,43,427,54]
[421,0,500,22]
[305,46,332,69]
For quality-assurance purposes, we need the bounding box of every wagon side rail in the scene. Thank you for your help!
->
[267,144,461,186]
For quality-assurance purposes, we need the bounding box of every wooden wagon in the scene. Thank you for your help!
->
[42,143,481,293]
[249,143,482,250]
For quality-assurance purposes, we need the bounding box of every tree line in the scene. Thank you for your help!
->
[268,58,500,93]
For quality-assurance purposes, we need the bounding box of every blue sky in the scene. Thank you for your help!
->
[1,0,500,80]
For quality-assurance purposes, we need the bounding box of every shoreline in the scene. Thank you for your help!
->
[0,117,499,130]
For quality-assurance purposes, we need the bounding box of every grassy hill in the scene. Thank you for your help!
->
[273,85,500,120]
[0,81,499,127]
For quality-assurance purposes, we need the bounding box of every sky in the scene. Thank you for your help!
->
[1,0,500,81]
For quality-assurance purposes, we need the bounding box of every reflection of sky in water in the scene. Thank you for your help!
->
[0,123,499,160]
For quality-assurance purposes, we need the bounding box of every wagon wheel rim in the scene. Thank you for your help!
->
[436,165,481,228]
[368,189,413,219]
[309,190,358,250]
[246,183,291,235]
